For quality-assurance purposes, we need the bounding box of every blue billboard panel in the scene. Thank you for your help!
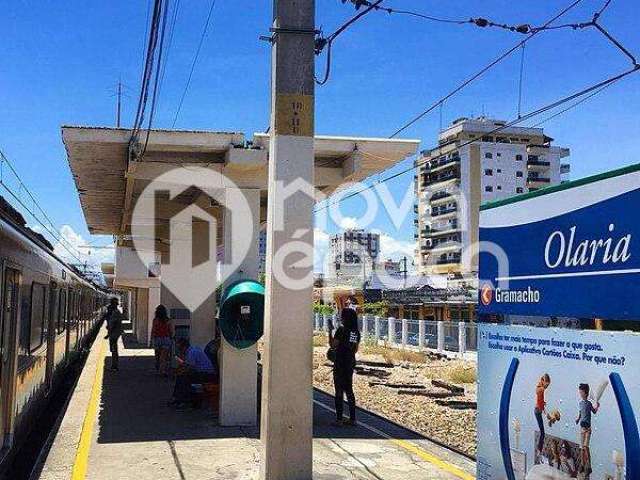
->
[479,165,640,320]
[477,324,639,480]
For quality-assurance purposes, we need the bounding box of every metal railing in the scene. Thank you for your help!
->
[313,312,478,355]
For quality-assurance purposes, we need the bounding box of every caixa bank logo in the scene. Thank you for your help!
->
[480,284,493,306]
[480,283,541,305]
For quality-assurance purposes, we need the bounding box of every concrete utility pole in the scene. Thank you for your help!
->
[261,1,315,479]
[116,81,122,128]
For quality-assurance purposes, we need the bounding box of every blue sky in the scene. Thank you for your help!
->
[0,0,638,271]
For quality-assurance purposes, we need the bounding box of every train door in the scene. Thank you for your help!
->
[0,267,20,447]
[45,282,57,392]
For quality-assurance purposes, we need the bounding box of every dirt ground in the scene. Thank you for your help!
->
[312,338,478,457]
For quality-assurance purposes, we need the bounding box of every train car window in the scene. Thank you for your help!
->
[48,284,57,339]
[30,283,47,352]
[57,289,67,334]
[19,283,31,355]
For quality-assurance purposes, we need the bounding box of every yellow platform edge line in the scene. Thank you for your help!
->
[392,439,475,480]
[313,399,475,480]
[71,339,106,480]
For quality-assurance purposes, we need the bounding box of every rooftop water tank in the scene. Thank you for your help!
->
[219,279,265,349]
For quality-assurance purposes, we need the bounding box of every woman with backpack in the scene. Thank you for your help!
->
[329,308,361,426]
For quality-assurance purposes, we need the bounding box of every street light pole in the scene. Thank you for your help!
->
[261,1,316,479]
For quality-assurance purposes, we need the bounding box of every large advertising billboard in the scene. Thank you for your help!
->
[478,164,640,320]
[477,324,639,480]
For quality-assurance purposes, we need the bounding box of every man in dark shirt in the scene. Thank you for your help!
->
[102,297,125,371]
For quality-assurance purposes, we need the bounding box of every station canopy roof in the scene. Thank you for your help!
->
[62,126,420,237]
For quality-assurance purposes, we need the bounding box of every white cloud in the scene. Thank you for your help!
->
[372,229,417,271]
[56,225,115,267]
[314,227,330,273]
[29,224,115,274]
[338,216,360,230]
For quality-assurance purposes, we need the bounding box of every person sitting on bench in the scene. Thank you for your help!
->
[169,338,216,408]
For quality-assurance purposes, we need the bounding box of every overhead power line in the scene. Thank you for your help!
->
[531,81,614,128]
[314,65,639,213]
[350,0,612,35]
[171,0,217,128]
[141,0,171,157]
[317,0,599,86]
[387,0,586,138]
[389,0,637,138]
[131,0,165,141]
[0,150,99,268]
[315,0,384,85]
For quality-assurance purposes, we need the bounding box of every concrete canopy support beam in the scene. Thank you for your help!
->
[135,288,149,346]
[261,1,315,478]
[148,286,161,345]
[219,188,261,427]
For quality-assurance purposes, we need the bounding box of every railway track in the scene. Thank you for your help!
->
[313,386,477,464]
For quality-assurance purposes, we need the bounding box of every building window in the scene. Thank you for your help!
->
[496,152,501,157]
[485,186,493,192]
[484,152,493,159]
[484,169,493,176]
[516,171,524,178]
[516,187,524,194]
[497,168,502,173]
[497,185,502,190]
[482,136,493,142]
[515,154,523,161]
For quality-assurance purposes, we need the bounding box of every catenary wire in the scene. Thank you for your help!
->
[0,151,90,261]
[388,0,587,137]
[531,82,614,127]
[314,65,639,213]
[0,151,94,266]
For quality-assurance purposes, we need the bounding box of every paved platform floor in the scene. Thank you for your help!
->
[38,326,475,480]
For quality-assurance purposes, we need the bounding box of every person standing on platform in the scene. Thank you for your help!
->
[330,308,361,426]
[169,338,216,408]
[151,305,173,377]
[103,297,125,371]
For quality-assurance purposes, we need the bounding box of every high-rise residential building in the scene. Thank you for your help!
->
[415,117,570,276]
[329,228,380,276]
[258,229,267,276]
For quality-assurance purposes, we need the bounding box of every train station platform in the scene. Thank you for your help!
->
[35,324,476,480]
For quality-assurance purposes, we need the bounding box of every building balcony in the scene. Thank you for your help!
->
[431,206,457,217]
[427,156,461,173]
[527,176,551,184]
[560,163,571,174]
[429,190,453,203]
[527,159,550,167]
[436,255,461,265]
[422,171,460,186]
[429,243,461,254]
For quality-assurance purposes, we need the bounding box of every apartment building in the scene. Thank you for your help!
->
[415,117,570,276]
[258,229,267,276]
[329,228,380,276]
